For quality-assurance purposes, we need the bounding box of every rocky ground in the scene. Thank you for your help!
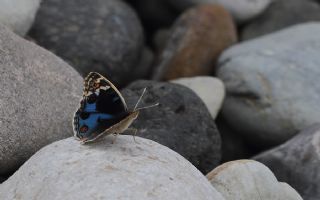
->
[0,0,319,199]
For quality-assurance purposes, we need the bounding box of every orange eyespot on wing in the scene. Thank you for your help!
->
[94,82,100,89]
[80,125,88,133]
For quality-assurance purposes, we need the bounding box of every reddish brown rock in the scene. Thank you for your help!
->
[152,4,237,80]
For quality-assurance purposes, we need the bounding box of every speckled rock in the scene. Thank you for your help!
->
[152,4,237,81]
[0,0,40,36]
[121,80,221,173]
[171,76,225,120]
[242,0,320,40]
[254,124,320,200]
[29,0,144,86]
[217,23,320,146]
[207,160,303,200]
[0,24,82,176]
[0,136,225,200]
[165,0,271,23]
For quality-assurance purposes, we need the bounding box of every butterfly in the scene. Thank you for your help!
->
[73,72,158,144]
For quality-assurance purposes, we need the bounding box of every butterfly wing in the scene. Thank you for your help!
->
[73,72,129,141]
[83,72,128,112]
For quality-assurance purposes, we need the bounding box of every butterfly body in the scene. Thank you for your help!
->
[73,72,137,144]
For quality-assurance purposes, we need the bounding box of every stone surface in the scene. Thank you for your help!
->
[0,136,225,200]
[0,0,40,36]
[216,116,252,162]
[131,47,155,80]
[0,176,6,184]
[0,24,82,176]
[171,76,225,120]
[165,0,271,23]
[254,124,320,200]
[153,28,170,53]
[29,0,144,87]
[121,80,221,173]
[242,0,320,40]
[152,4,237,81]
[217,23,320,146]
[126,0,178,35]
[207,160,303,200]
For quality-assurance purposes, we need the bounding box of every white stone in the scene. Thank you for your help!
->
[171,76,225,120]
[0,0,40,35]
[207,0,271,22]
[206,160,303,200]
[0,136,225,200]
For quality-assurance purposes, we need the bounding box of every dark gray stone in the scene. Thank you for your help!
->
[216,116,252,162]
[126,0,178,34]
[0,176,6,184]
[121,80,221,173]
[0,24,82,176]
[131,47,154,80]
[241,0,320,40]
[29,0,144,86]
[254,124,320,200]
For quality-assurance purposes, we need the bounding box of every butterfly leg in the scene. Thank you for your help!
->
[112,133,119,144]
[126,128,138,143]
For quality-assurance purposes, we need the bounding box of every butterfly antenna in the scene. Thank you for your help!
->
[134,88,147,111]
[135,103,159,111]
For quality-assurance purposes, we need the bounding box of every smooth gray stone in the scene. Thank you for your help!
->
[29,0,144,86]
[217,23,320,146]
[254,124,320,200]
[0,24,82,175]
[121,80,222,173]
[0,136,225,200]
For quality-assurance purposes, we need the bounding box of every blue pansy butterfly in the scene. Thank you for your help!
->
[73,72,157,144]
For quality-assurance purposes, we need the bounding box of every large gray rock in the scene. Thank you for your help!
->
[242,0,320,40]
[165,0,271,23]
[0,136,225,200]
[0,24,82,176]
[254,124,320,200]
[0,0,40,36]
[207,160,303,200]
[29,0,144,86]
[121,80,221,173]
[217,23,320,146]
